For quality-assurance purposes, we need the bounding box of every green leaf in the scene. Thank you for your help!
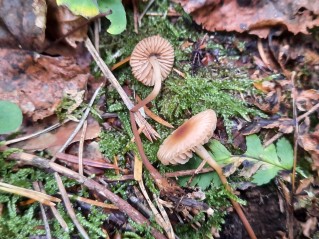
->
[245,135,263,158]
[0,101,23,134]
[57,0,99,17]
[207,134,294,186]
[276,138,293,169]
[252,166,280,185]
[207,140,231,163]
[98,0,126,34]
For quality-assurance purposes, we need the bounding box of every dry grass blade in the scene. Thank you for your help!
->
[0,182,60,206]
[66,194,118,210]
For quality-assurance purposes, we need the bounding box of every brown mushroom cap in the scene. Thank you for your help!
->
[157,109,217,165]
[130,35,174,86]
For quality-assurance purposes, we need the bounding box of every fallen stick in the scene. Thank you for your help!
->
[1,147,167,239]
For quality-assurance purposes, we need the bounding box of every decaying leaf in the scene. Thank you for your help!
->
[296,89,319,112]
[0,0,47,50]
[0,49,89,121]
[299,128,319,170]
[241,116,294,135]
[13,120,101,154]
[179,0,319,38]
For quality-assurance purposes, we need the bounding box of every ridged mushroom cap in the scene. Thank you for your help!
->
[130,35,174,86]
[157,110,217,165]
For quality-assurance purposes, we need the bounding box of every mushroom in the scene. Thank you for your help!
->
[130,35,174,112]
[157,110,256,239]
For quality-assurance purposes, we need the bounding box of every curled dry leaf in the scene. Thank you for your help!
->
[0,49,89,121]
[178,0,319,38]
[296,89,319,112]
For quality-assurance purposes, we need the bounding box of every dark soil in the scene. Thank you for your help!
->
[220,184,287,239]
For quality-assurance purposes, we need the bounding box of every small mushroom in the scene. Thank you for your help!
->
[130,35,174,112]
[157,110,256,239]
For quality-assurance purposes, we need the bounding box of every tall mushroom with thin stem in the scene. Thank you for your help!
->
[130,35,174,112]
[157,110,257,239]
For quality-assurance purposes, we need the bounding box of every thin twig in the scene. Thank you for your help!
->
[33,182,52,239]
[154,195,175,239]
[85,38,160,141]
[54,172,90,239]
[78,120,88,175]
[138,180,173,239]
[263,101,319,147]
[2,148,167,239]
[165,168,215,178]
[51,83,104,162]
[138,0,155,26]
[132,0,139,33]
[4,122,65,145]
[39,182,69,232]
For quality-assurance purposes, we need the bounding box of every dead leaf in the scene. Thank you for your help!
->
[178,0,319,38]
[301,217,317,237]
[296,89,319,112]
[299,128,319,169]
[0,49,89,121]
[13,120,101,154]
[0,0,46,50]
[46,0,88,50]
[241,116,294,135]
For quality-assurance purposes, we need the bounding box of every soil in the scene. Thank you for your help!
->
[220,184,288,239]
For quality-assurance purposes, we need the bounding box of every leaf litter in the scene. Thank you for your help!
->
[1,0,319,238]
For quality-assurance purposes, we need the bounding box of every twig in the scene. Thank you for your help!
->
[138,180,169,236]
[4,122,65,145]
[164,168,215,178]
[85,38,160,141]
[257,38,272,70]
[51,83,104,162]
[38,182,69,232]
[154,195,175,239]
[146,12,181,17]
[33,182,52,239]
[263,101,319,147]
[78,120,88,175]
[54,172,90,239]
[3,148,167,239]
[132,0,139,33]
[138,0,155,26]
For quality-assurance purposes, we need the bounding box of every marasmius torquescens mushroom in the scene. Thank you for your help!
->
[157,110,257,239]
[130,35,174,112]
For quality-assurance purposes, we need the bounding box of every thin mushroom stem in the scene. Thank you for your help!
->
[131,56,162,112]
[195,145,257,239]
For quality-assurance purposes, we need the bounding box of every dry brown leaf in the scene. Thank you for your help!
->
[0,0,46,50]
[13,120,101,154]
[296,89,319,112]
[0,49,89,121]
[299,128,319,170]
[179,0,319,38]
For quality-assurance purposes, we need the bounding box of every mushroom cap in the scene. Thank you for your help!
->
[157,110,217,165]
[130,35,174,86]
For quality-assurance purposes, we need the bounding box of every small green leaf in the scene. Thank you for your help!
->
[207,140,231,163]
[276,138,293,169]
[252,166,280,185]
[0,101,23,134]
[245,134,263,158]
[98,0,126,34]
[57,0,99,17]
[262,144,280,165]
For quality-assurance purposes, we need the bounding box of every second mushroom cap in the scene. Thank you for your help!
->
[157,109,217,165]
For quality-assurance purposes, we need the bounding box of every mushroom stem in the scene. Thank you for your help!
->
[195,145,257,239]
[131,56,162,112]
